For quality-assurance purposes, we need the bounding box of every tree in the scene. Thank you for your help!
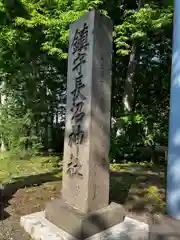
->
[0,0,173,163]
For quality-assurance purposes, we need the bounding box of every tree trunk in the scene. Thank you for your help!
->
[123,44,137,112]
[1,137,6,152]
[122,0,144,112]
[0,82,7,152]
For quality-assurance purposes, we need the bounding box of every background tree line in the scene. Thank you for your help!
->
[0,0,173,164]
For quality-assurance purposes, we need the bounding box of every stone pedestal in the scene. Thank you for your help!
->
[20,212,149,240]
[46,199,125,239]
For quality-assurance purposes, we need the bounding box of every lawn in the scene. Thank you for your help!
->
[0,152,166,240]
[0,152,62,184]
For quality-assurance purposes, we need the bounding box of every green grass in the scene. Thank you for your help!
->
[110,164,166,214]
[110,161,153,172]
[0,152,62,184]
[0,153,142,184]
[0,152,166,214]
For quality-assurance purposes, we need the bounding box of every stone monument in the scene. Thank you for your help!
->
[45,10,125,239]
[20,10,149,240]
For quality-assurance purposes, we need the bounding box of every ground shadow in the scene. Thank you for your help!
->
[73,214,114,239]
[110,171,135,204]
[72,213,141,240]
[0,170,61,220]
[149,215,180,240]
[110,169,165,214]
[0,200,10,220]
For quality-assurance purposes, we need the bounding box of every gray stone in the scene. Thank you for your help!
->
[61,9,113,213]
[45,199,125,239]
[20,211,149,240]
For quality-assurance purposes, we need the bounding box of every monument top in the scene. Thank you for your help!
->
[69,10,113,27]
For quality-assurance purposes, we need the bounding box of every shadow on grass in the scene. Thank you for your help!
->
[0,170,61,220]
[110,170,166,214]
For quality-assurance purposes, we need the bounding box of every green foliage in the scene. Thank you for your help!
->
[115,4,173,56]
[147,185,167,213]
[0,153,62,184]
[110,0,172,163]
[0,0,173,164]
[0,100,42,157]
[110,113,149,161]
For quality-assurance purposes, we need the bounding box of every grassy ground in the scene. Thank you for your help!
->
[0,152,62,184]
[0,152,166,239]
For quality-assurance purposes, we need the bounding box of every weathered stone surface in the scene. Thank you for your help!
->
[21,211,77,240]
[61,10,113,213]
[45,199,125,239]
[20,211,149,240]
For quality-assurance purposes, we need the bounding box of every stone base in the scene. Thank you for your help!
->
[20,211,149,240]
[45,199,125,239]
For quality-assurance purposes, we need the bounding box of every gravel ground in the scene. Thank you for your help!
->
[0,172,165,240]
[0,182,61,240]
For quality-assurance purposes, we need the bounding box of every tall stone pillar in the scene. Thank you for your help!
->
[45,10,125,239]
